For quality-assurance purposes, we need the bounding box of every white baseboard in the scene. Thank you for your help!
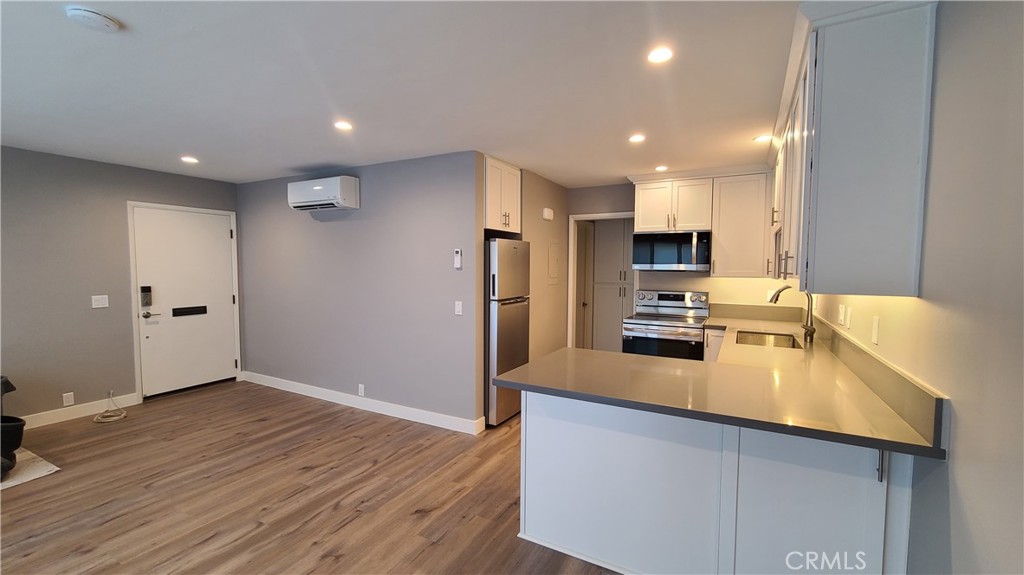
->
[22,393,141,429]
[241,371,485,435]
[517,532,630,574]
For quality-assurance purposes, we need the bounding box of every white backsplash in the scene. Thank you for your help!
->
[638,272,801,307]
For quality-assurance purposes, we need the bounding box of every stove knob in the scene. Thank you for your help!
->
[699,295,707,302]
[690,294,698,302]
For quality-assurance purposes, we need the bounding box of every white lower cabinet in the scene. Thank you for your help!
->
[522,393,724,574]
[733,429,888,574]
[520,393,914,575]
[704,328,725,362]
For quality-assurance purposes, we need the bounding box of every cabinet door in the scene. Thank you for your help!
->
[673,179,713,230]
[783,70,807,280]
[502,165,522,233]
[733,429,886,574]
[804,6,934,295]
[484,159,505,230]
[703,330,724,362]
[634,182,674,232]
[712,174,769,277]
[592,283,626,352]
[593,219,626,283]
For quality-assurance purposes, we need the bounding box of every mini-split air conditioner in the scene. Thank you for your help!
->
[287,176,359,211]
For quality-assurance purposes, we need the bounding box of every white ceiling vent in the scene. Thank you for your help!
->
[65,6,122,32]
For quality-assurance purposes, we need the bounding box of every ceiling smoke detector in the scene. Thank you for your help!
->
[65,6,122,32]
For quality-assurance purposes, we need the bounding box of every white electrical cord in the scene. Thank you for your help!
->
[93,391,127,423]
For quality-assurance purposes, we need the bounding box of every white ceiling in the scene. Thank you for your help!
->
[1,2,799,188]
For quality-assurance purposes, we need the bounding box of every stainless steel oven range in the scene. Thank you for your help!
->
[622,290,709,361]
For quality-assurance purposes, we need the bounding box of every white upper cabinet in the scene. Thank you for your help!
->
[634,178,712,233]
[712,174,770,278]
[485,156,522,233]
[800,4,935,295]
[672,179,714,230]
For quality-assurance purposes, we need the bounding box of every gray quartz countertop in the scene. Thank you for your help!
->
[494,323,946,459]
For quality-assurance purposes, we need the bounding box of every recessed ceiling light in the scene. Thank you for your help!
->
[65,6,122,32]
[334,120,353,131]
[647,46,673,64]
[753,135,773,143]
[313,186,323,190]
[180,156,199,164]
[629,134,646,143]
[655,166,668,172]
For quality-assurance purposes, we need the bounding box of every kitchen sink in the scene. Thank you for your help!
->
[735,331,803,349]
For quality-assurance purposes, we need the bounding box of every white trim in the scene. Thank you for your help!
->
[627,164,770,184]
[566,211,634,348]
[127,202,241,401]
[22,393,141,429]
[517,533,631,575]
[241,371,484,435]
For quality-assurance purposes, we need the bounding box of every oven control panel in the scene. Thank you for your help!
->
[635,290,709,309]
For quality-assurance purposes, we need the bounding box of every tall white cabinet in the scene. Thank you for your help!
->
[591,219,633,352]
[774,4,936,295]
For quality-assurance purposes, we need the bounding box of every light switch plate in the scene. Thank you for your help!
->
[838,304,846,326]
[845,307,853,329]
[455,300,463,316]
[91,295,109,308]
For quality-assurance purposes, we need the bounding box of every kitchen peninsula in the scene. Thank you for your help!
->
[495,320,947,574]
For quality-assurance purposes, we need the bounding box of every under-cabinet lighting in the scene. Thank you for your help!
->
[180,156,199,164]
[655,165,668,172]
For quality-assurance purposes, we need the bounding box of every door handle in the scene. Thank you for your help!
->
[141,311,162,319]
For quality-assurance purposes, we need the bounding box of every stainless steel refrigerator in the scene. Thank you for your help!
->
[485,238,530,426]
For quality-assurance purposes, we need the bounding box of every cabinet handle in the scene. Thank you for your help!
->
[771,208,779,226]
[667,214,670,229]
[711,259,715,274]
[766,258,772,276]
[705,337,709,349]
[673,214,677,229]
[782,250,794,280]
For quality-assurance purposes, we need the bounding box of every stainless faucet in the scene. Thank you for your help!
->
[768,285,816,344]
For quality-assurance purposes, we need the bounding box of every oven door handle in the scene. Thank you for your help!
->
[623,326,703,342]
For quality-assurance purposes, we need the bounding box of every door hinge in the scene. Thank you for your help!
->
[234,359,238,369]
[229,229,234,239]
[232,294,236,304]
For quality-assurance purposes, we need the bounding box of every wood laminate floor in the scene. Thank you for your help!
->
[1,381,612,574]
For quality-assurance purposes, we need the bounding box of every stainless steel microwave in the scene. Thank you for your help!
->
[632,232,711,271]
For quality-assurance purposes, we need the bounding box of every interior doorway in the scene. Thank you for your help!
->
[567,212,634,350]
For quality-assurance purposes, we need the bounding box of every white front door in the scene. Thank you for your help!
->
[130,204,239,397]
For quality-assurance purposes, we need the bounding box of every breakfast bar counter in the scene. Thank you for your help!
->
[494,329,948,574]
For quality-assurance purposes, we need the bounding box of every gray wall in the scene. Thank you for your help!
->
[237,151,483,421]
[902,3,1023,573]
[0,146,236,415]
[568,183,634,215]
[522,171,569,360]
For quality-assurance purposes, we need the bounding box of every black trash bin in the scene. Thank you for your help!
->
[1,376,25,480]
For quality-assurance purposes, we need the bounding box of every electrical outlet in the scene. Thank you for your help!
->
[358,384,365,397]
[872,316,880,345]
[838,304,846,326]
[845,307,853,330]
[62,392,75,407]
[91,295,109,308]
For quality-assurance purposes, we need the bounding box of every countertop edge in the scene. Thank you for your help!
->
[495,377,947,460]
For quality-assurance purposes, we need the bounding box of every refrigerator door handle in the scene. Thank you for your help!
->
[491,273,496,299]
